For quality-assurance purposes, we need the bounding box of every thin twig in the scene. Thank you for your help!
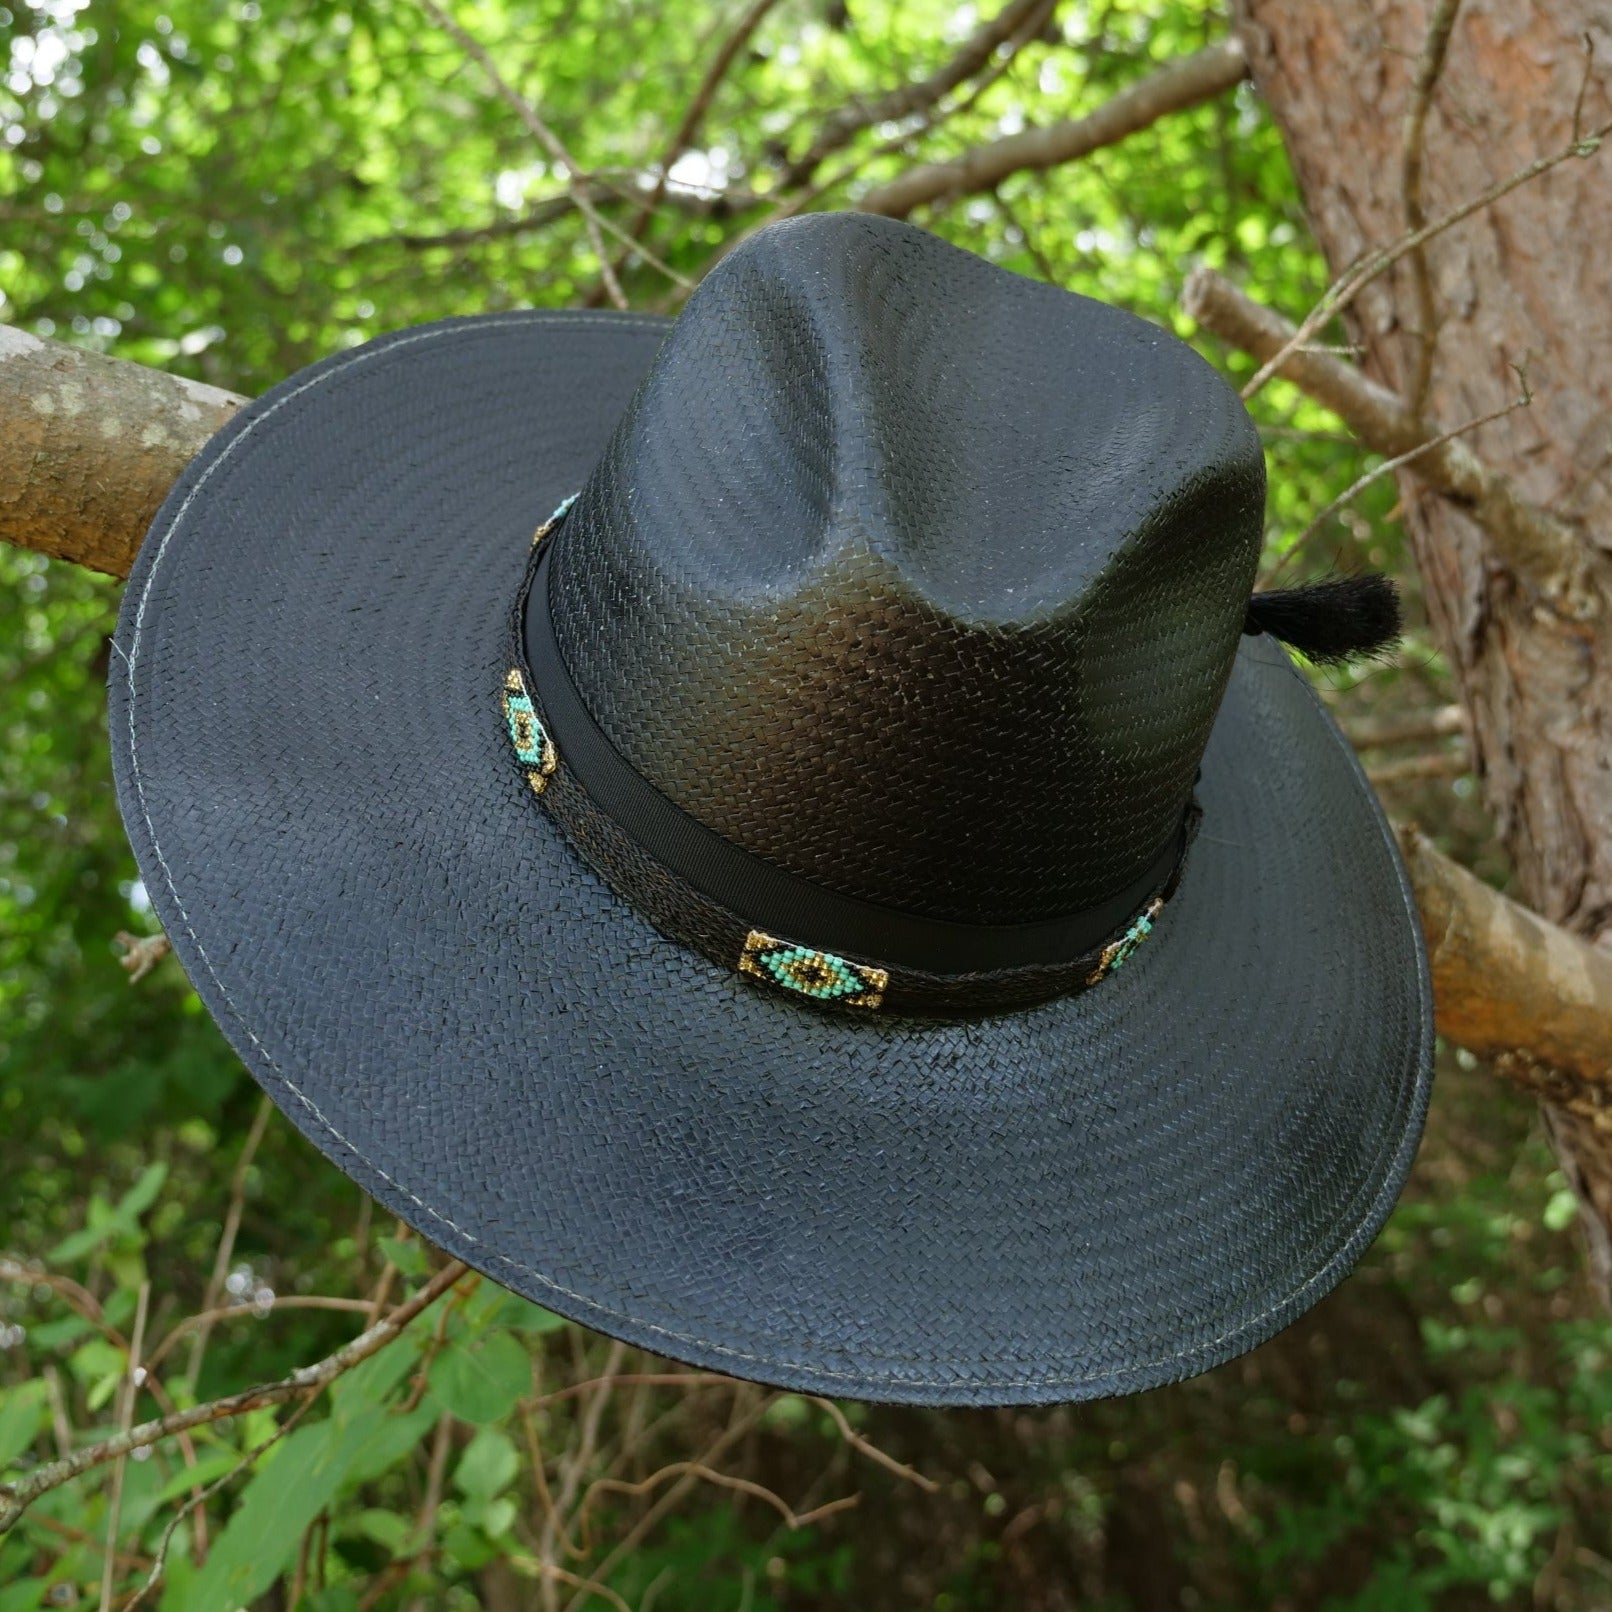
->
[1401,0,1463,420]
[100,1281,149,1612]
[625,0,782,242]
[1181,268,1590,608]
[146,1294,376,1377]
[674,0,1064,299]
[412,1411,455,1553]
[1240,108,1612,402]
[777,0,1056,189]
[112,931,170,984]
[564,1391,774,1610]
[540,1339,626,1575]
[122,1390,322,1611]
[582,1461,860,1533]
[1269,375,1532,582]
[42,1366,71,1460]
[528,1371,734,1409]
[0,1257,129,1353]
[1368,748,1472,785]
[807,1396,940,1493]
[520,1396,570,1612]
[1344,704,1466,750]
[418,0,691,299]
[0,1260,469,1533]
[185,1093,275,1385]
[857,38,1247,219]
[519,1560,632,1612]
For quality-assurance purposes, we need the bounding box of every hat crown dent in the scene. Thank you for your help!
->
[550,213,1265,927]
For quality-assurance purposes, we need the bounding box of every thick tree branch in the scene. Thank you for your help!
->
[0,325,242,578]
[856,38,1247,219]
[1182,267,1596,611]
[6,338,1612,1110]
[1401,826,1612,1111]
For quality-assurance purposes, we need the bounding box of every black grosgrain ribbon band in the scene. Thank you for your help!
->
[504,505,1199,1016]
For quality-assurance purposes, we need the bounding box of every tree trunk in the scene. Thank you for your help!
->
[1233,0,1612,1292]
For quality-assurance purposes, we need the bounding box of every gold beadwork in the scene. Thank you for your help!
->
[531,493,579,547]
[1084,897,1165,987]
[739,930,888,1009]
[502,667,558,793]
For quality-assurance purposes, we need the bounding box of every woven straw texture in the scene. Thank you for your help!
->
[109,238,1433,1407]
[556,217,1264,922]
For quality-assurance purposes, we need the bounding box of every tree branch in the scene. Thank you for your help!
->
[1400,0,1463,420]
[1181,267,1596,611]
[5,334,1612,1116]
[1400,826,1612,1109]
[0,1259,469,1534]
[0,324,242,578]
[855,38,1247,219]
[781,0,1057,190]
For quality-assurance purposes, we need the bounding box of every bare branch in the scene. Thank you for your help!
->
[563,1393,773,1610]
[782,0,1057,189]
[0,324,242,578]
[0,1259,469,1534]
[113,931,171,984]
[856,38,1247,219]
[185,1093,275,1384]
[1344,704,1466,750]
[1400,826,1612,1103]
[641,0,784,220]
[416,0,691,299]
[1366,749,1470,786]
[1237,109,1612,405]
[100,1281,149,1612]
[580,1460,859,1534]
[808,1396,941,1493]
[1269,377,1532,583]
[1182,268,1594,610]
[1401,0,1463,419]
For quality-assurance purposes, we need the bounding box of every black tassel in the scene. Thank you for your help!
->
[1243,574,1402,666]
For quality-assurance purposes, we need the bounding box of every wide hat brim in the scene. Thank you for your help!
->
[110,311,1434,1407]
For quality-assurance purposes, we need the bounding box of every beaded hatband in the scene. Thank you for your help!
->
[500,497,1197,1016]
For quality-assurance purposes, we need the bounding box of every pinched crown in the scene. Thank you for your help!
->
[547,214,1264,925]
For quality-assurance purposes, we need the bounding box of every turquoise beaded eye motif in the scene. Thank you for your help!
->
[739,930,888,1010]
[1084,897,1165,986]
[502,668,557,796]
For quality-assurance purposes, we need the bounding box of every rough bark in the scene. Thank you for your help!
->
[0,323,243,576]
[1234,0,1612,1293]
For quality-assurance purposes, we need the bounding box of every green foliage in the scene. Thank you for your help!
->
[2,0,1608,1606]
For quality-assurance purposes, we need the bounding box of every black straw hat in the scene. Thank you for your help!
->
[109,213,1433,1407]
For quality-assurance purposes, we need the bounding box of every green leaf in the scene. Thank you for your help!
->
[466,1493,518,1541]
[345,1507,412,1554]
[442,1518,499,1572]
[428,1332,531,1425]
[181,1421,345,1611]
[69,1336,127,1413]
[491,1293,571,1335]
[377,1236,426,1279]
[454,1427,519,1500]
[330,1321,423,1412]
[0,1382,46,1469]
[183,1402,393,1612]
[1543,1189,1578,1233]
[48,1162,168,1263]
[119,1160,170,1219]
[0,1580,46,1612]
[152,1447,251,1503]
